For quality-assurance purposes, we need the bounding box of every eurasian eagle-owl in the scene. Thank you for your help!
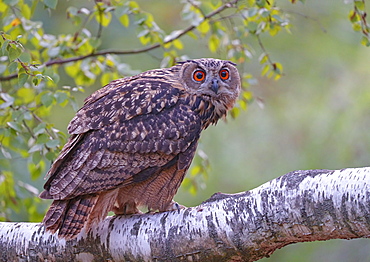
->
[40,58,241,239]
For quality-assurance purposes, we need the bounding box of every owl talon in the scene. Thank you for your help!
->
[161,200,186,213]
[175,203,182,214]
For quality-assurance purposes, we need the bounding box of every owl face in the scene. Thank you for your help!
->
[179,58,241,104]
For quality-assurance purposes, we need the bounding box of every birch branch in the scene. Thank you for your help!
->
[1,167,370,262]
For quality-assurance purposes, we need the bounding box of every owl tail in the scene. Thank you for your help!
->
[43,195,98,240]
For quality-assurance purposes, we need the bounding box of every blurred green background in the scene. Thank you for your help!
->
[3,0,370,261]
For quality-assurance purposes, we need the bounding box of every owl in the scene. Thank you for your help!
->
[40,58,241,239]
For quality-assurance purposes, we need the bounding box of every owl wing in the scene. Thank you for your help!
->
[68,75,182,134]
[40,78,201,201]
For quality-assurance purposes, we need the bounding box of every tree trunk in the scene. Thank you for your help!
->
[1,167,369,261]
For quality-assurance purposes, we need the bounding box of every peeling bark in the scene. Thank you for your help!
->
[1,167,370,262]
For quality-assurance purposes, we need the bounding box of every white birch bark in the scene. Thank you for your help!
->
[1,167,369,261]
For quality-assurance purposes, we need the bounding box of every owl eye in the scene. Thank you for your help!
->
[193,70,206,82]
[219,69,229,80]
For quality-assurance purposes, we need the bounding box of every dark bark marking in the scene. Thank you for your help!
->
[280,169,334,189]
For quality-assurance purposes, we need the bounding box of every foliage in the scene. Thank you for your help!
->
[349,0,370,46]
[0,0,368,222]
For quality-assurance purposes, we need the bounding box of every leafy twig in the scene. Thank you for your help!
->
[0,0,240,82]
[355,4,369,37]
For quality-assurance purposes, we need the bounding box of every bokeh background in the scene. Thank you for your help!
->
[4,0,370,261]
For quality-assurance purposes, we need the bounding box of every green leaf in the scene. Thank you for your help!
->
[28,162,43,180]
[95,11,112,27]
[28,144,43,153]
[48,46,60,57]
[65,62,80,77]
[208,34,220,53]
[9,47,22,61]
[33,123,46,136]
[44,0,57,9]
[36,133,49,144]
[1,40,10,54]
[90,38,102,49]
[16,87,34,103]
[273,62,283,74]
[8,61,18,73]
[197,20,210,35]
[0,93,14,109]
[352,23,362,32]
[54,91,68,105]
[101,72,112,86]
[45,151,56,161]
[349,10,359,23]
[138,34,150,45]
[247,21,258,33]
[41,92,55,107]
[230,107,240,118]
[354,0,365,11]
[18,73,29,87]
[1,147,12,159]
[361,36,370,47]
[172,39,183,50]
[32,77,40,86]
[115,5,129,16]
[261,64,269,76]
[4,0,19,6]
[7,121,23,132]
[21,3,32,19]
[188,32,198,41]
[137,29,149,38]
[128,1,140,12]
[119,14,130,27]
[32,151,42,165]
[259,53,268,64]
[19,52,31,63]
[46,139,60,148]
[0,64,6,74]
[248,8,258,17]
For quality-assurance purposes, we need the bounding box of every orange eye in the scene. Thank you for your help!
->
[219,69,229,80]
[193,70,206,82]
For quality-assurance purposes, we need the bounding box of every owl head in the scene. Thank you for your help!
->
[178,58,241,111]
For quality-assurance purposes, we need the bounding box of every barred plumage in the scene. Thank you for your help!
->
[40,58,241,239]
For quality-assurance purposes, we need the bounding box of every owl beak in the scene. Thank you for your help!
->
[211,78,219,94]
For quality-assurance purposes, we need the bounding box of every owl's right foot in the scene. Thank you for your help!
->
[113,201,143,215]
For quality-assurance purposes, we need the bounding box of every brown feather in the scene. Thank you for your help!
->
[42,200,68,231]
[57,195,98,239]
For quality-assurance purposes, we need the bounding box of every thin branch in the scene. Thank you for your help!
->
[94,0,104,40]
[256,34,274,65]
[21,120,36,140]
[0,0,240,82]
[285,10,327,33]
[71,8,95,43]
[0,74,18,81]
